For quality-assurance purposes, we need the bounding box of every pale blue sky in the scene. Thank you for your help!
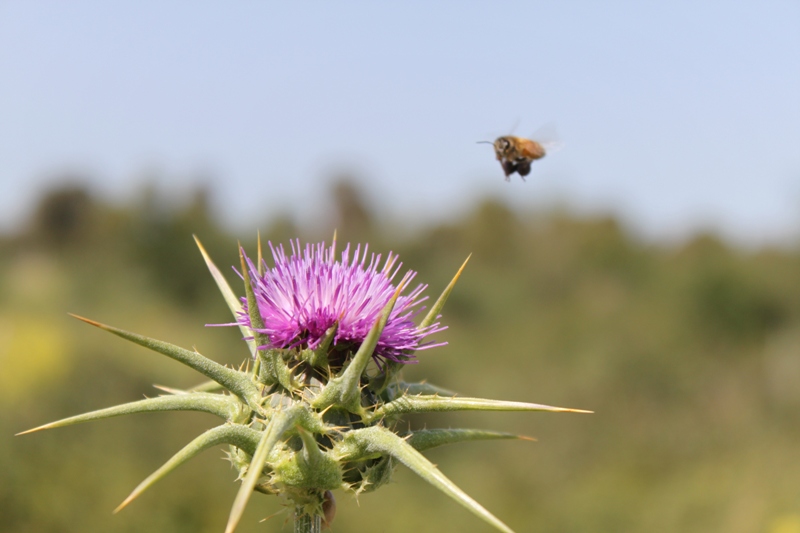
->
[1,2,799,244]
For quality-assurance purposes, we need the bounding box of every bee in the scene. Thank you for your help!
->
[478,135,552,181]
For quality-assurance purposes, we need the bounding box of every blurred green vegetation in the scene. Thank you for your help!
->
[2,179,800,533]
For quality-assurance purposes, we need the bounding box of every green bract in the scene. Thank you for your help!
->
[19,237,590,533]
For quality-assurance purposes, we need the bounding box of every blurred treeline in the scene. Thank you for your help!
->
[2,180,800,533]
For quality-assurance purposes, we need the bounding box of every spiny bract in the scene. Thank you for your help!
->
[18,237,590,533]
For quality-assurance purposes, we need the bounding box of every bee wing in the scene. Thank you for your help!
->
[529,122,563,155]
[540,140,564,154]
[530,122,559,142]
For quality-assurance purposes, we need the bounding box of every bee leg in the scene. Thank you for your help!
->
[502,160,516,179]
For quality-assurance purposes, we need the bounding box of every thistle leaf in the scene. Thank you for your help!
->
[420,254,470,329]
[69,314,262,409]
[153,380,227,395]
[279,426,343,491]
[194,235,256,357]
[115,424,261,513]
[189,380,227,393]
[336,426,515,533]
[405,428,531,452]
[367,395,592,423]
[297,426,327,466]
[17,393,241,436]
[225,405,304,533]
[387,381,457,399]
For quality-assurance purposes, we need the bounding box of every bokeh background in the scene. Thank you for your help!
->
[2,2,800,532]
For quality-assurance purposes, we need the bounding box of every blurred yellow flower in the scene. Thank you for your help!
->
[0,314,70,404]
[770,514,800,533]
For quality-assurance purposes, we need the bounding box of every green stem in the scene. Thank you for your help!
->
[294,508,321,533]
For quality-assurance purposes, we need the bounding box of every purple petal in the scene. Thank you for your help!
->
[235,239,445,364]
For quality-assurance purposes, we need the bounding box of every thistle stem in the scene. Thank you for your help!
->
[294,508,322,533]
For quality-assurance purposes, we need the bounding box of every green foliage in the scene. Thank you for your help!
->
[3,185,800,532]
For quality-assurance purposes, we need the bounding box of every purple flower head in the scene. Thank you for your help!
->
[238,239,445,365]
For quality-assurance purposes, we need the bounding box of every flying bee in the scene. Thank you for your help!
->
[478,134,558,181]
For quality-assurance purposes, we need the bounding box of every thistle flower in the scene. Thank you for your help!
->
[237,239,444,365]
[18,236,590,533]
